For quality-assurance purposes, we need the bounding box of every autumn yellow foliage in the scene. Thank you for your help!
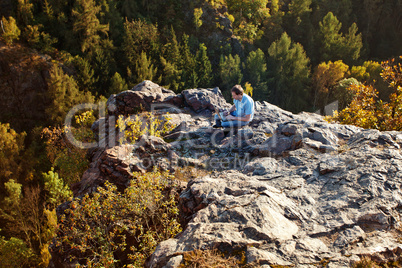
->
[329,56,402,131]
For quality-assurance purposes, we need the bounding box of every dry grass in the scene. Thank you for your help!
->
[351,256,382,268]
[174,166,211,182]
[178,248,261,268]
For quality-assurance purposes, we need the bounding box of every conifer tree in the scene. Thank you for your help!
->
[180,34,198,89]
[246,48,268,99]
[42,168,72,209]
[160,26,182,91]
[72,56,97,93]
[108,72,128,95]
[135,51,159,86]
[284,0,314,55]
[122,19,159,76]
[160,56,182,92]
[165,26,181,67]
[17,0,34,27]
[98,0,124,47]
[92,48,116,96]
[46,64,94,125]
[1,16,21,46]
[195,43,212,88]
[72,0,109,55]
[342,23,363,63]
[318,12,362,64]
[219,54,243,94]
[268,32,311,112]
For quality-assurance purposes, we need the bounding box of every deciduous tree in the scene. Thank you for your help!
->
[312,60,349,112]
[331,56,402,131]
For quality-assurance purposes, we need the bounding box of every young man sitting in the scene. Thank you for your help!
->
[213,85,255,128]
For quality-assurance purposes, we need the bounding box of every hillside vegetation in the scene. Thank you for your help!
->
[0,0,401,266]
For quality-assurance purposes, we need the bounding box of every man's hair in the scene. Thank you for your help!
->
[231,85,244,95]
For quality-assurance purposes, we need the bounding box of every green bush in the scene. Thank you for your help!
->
[0,235,35,267]
[53,170,182,267]
[1,16,21,45]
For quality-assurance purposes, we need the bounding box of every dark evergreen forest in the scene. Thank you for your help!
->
[0,0,401,266]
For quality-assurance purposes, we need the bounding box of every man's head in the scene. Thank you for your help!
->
[231,85,243,101]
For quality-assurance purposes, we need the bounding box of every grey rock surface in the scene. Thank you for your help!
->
[56,82,402,267]
[181,87,231,113]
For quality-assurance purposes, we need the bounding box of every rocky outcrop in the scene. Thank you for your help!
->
[143,98,402,267]
[106,81,230,117]
[55,81,402,267]
[151,137,402,267]
[71,134,203,197]
[107,80,184,115]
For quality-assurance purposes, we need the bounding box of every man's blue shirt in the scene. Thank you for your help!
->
[233,94,254,122]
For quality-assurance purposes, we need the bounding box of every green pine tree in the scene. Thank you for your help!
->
[122,18,159,77]
[46,64,95,125]
[165,26,181,67]
[246,48,268,100]
[180,34,198,89]
[17,0,34,27]
[195,43,212,88]
[42,168,72,208]
[98,0,124,47]
[72,55,97,93]
[219,54,243,96]
[160,26,183,91]
[160,56,182,92]
[318,12,362,64]
[135,51,159,85]
[268,32,311,112]
[72,0,109,55]
[108,72,128,95]
[1,16,21,46]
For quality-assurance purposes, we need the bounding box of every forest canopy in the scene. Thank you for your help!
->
[0,0,401,267]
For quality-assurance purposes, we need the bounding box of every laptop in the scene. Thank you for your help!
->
[215,107,228,122]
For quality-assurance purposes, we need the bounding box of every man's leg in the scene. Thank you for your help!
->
[213,114,222,128]
[221,120,249,128]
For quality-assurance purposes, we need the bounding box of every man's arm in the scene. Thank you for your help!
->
[226,114,251,122]
[224,104,236,115]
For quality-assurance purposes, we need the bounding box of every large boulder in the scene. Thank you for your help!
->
[181,87,231,113]
[107,80,183,115]
[71,135,174,196]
